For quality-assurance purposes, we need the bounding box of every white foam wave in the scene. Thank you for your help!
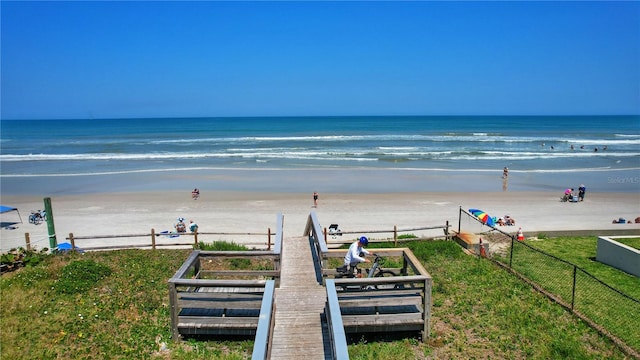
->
[1,150,638,162]
[2,166,638,178]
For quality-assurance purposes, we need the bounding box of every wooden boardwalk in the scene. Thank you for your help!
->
[270,236,331,359]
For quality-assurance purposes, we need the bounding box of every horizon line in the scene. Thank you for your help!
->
[2,113,639,121]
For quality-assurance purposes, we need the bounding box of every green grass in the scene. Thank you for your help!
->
[615,237,640,250]
[495,236,640,353]
[197,241,249,251]
[524,236,639,299]
[0,249,253,359]
[347,240,630,359]
[0,240,634,359]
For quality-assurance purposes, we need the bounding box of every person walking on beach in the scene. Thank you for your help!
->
[313,191,319,207]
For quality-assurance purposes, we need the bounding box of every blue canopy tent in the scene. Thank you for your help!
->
[0,205,23,227]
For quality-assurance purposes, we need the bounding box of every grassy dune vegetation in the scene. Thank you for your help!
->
[1,240,632,359]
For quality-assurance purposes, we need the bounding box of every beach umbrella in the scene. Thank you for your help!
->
[468,208,495,227]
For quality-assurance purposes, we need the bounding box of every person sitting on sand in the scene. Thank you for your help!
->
[497,218,505,226]
[189,220,198,233]
[612,218,627,224]
[175,218,187,233]
[562,188,574,202]
[504,215,515,226]
[192,188,200,200]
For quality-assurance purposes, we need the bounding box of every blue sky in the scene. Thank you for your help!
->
[1,1,639,119]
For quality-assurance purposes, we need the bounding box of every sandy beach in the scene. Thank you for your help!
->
[1,190,639,253]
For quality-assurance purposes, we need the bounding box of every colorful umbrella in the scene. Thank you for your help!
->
[468,208,495,227]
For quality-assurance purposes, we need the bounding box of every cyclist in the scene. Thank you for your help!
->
[343,236,371,276]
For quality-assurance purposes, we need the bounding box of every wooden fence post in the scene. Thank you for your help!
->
[445,221,449,240]
[394,225,398,247]
[193,229,198,247]
[267,227,271,250]
[151,228,156,250]
[69,233,75,249]
[25,233,31,251]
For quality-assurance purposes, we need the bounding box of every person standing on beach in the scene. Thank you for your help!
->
[313,191,319,207]
[503,167,509,178]
[578,184,586,201]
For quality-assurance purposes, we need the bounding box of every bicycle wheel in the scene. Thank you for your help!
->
[374,270,398,290]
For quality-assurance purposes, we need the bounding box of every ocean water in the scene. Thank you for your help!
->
[1,116,639,194]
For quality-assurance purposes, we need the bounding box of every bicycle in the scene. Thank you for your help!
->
[28,210,46,225]
[335,254,399,290]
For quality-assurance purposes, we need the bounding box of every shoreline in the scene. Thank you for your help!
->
[1,190,638,253]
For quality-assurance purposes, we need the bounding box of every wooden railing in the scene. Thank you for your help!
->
[168,250,282,341]
[325,279,349,359]
[61,228,276,252]
[323,248,432,342]
[251,280,277,360]
[323,222,451,247]
[304,210,329,284]
[168,213,283,357]
[305,211,433,344]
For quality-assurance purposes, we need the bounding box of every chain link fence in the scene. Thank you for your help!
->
[457,207,514,257]
[458,208,640,357]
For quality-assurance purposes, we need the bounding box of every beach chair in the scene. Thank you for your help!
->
[328,223,342,236]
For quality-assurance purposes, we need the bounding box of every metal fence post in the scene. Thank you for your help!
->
[509,236,515,268]
[571,265,577,310]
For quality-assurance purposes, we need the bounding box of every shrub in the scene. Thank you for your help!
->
[0,247,50,272]
[398,234,418,239]
[55,259,112,294]
[197,241,248,251]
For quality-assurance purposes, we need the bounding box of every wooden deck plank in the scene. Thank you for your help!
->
[178,316,259,328]
[341,312,424,333]
[269,236,330,360]
[178,299,262,309]
[336,288,423,298]
[338,296,422,307]
[179,292,264,299]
